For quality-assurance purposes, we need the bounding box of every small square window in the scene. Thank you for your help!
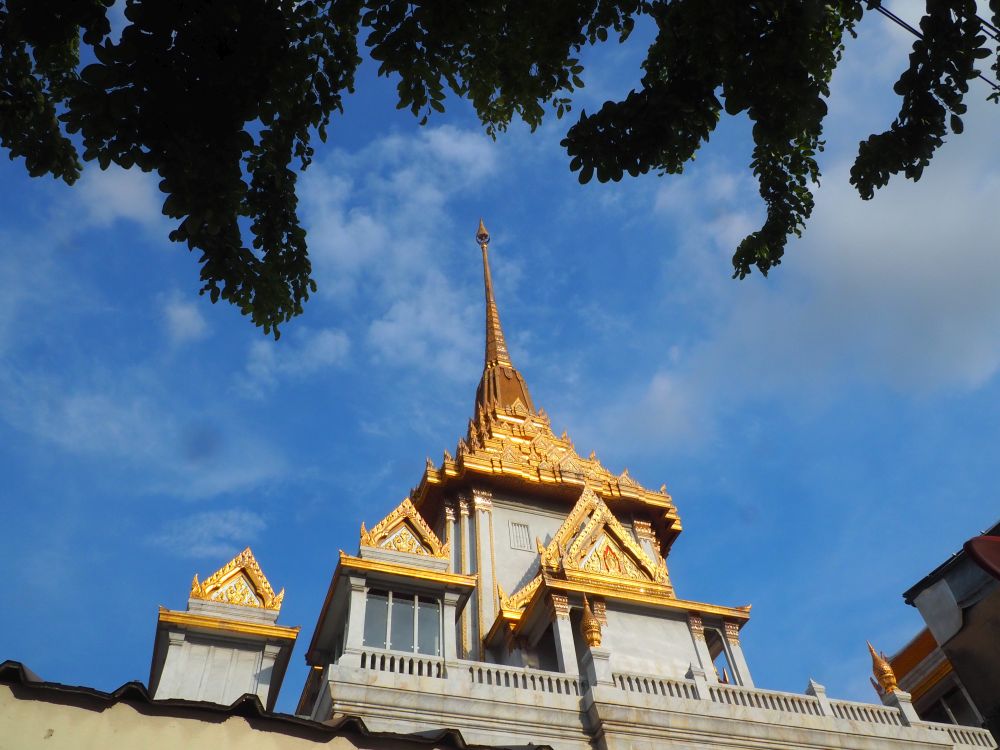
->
[509,521,531,551]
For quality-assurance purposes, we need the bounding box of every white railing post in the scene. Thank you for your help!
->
[686,663,709,700]
[805,679,833,717]
[882,690,920,727]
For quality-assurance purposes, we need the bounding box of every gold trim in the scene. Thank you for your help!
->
[190,547,284,611]
[360,497,449,559]
[158,608,299,640]
[539,486,672,590]
[544,577,751,621]
[489,507,498,613]
[338,552,477,588]
[910,659,953,702]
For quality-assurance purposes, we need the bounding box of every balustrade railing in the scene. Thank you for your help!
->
[358,649,445,678]
[466,663,583,696]
[827,697,903,727]
[708,682,823,717]
[613,672,698,700]
[924,721,996,747]
[347,652,995,749]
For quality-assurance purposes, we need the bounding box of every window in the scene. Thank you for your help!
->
[509,521,532,551]
[362,589,441,655]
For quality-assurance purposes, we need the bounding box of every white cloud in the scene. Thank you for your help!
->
[299,125,499,379]
[591,79,1000,452]
[163,295,209,344]
[76,165,162,228]
[0,366,287,500]
[149,510,267,558]
[241,326,351,396]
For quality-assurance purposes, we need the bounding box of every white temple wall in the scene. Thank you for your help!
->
[489,496,566,593]
[601,606,699,679]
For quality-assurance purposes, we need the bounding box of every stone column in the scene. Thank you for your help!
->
[723,621,754,687]
[549,594,580,675]
[340,574,368,667]
[152,631,188,699]
[688,614,718,684]
[255,643,283,707]
[442,591,462,661]
[458,497,475,660]
[473,489,496,649]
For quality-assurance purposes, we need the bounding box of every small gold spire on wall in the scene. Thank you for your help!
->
[867,641,899,695]
[580,594,603,648]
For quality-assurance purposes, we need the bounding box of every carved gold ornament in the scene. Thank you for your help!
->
[580,594,602,647]
[867,641,899,695]
[190,547,284,610]
[544,486,672,589]
[360,497,449,558]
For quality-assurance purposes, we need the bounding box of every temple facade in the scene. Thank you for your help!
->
[291,222,996,750]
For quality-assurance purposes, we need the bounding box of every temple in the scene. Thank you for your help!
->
[2,222,996,750]
[288,222,995,750]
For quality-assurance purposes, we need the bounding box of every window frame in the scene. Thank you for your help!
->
[362,588,442,656]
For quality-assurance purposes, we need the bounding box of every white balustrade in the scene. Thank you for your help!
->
[358,649,445,678]
[828,698,903,726]
[708,683,824,716]
[466,662,583,696]
[613,672,698,700]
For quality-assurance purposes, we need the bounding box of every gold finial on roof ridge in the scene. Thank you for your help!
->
[190,547,284,610]
[867,641,898,695]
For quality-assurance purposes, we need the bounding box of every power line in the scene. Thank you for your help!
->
[872,3,1000,92]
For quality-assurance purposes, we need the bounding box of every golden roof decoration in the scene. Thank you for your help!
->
[543,486,672,588]
[499,487,674,618]
[580,594,602,647]
[360,497,449,559]
[190,547,284,610]
[410,222,683,556]
[868,641,899,696]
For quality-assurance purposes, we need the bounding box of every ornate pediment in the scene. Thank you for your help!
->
[360,497,449,558]
[498,487,673,617]
[543,486,671,587]
[190,547,284,610]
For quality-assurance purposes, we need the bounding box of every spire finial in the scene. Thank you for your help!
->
[477,218,490,249]
[472,219,535,417]
[477,218,511,368]
[867,641,898,696]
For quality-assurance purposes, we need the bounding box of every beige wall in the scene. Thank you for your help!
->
[0,684,450,750]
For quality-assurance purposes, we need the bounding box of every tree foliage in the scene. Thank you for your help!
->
[1,0,997,335]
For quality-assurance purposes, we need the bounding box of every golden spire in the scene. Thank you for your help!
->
[867,641,898,695]
[580,594,603,647]
[474,219,535,415]
[477,219,512,369]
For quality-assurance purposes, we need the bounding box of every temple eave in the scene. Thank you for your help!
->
[412,460,682,551]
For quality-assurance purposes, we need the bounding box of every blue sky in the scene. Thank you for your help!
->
[1,3,997,713]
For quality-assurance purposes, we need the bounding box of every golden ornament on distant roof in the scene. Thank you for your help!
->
[867,641,898,695]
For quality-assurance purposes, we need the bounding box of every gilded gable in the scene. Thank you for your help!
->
[360,497,449,558]
[190,547,284,610]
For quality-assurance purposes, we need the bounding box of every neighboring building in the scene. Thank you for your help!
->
[889,628,982,727]
[900,521,1000,741]
[2,222,997,750]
